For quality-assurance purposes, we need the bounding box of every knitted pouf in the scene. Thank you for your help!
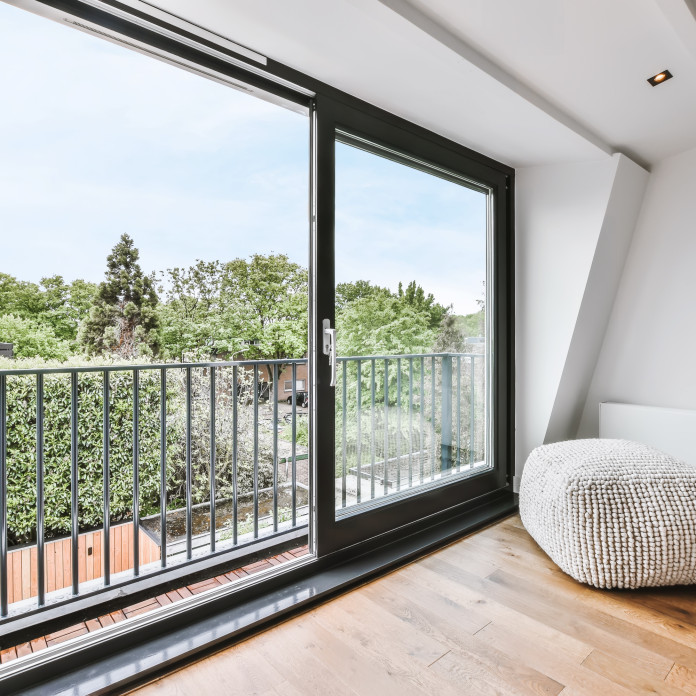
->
[519,438,696,589]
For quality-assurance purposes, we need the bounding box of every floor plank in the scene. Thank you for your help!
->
[666,664,696,695]
[128,514,696,696]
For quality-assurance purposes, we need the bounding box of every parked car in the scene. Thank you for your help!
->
[287,390,308,408]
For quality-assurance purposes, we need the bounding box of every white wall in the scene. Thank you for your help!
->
[515,153,648,485]
[515,156,615,482]
[578,144,696,436]
[544,155,648,444]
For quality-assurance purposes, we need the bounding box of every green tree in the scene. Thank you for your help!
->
[397,280,449,329]
[39,275,98,343]
[335,280,390,311]
[433,280,485,352]
[0,273,97,348]
[0,314,71,360]
[158,260,236,360]
[158,254,308,398]
[432,314,468,353]
[336,291,436,358]
[159,254,309,369]
[220,254,308,396]
[0,273,45,318]
[79,234,161,358]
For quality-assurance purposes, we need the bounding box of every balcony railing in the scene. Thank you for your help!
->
[0,351,484,628]
[0,358,309,625]
[335,352,486,512]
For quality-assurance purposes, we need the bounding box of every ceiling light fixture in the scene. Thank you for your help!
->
[647,69,673,86]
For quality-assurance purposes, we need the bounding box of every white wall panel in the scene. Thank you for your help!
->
[579,144,696,436]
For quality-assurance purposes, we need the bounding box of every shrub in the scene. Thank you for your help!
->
[164,366,275,508]
[4,365,163,544]
[0,314,71,361]
[2,358,276,545]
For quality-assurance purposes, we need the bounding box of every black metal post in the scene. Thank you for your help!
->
[0,375,6,616]
[253,366,259,539]
[132,370,140,577]
[103,372,111,585]
[185,367,192,560]
[273,364,278,533]
[356,360,362,504]
[341,360,346,508]
[36,374,45,607]
[232,365,238,545]
[291,363,297,526]
[209,367,216,553]
[441,356,453,472]
[70,373,79,595]
[159,368,167,568]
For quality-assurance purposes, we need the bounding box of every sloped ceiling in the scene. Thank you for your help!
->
[140,0,696,168]
[401,0,696,167]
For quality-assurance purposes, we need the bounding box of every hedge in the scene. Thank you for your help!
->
[2,358,275,545]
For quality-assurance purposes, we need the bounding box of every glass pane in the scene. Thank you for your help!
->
[334,136,491,515]
[0,0,310,619]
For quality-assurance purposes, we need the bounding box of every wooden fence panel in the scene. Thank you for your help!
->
[6,524,160,605]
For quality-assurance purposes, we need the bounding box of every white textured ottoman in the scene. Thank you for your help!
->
[519,439,696,589]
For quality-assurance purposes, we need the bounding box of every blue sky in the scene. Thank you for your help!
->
[0,2,487,315]
[336,144,487,314]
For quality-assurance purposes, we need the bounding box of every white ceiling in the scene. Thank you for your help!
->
[133,0,696,168]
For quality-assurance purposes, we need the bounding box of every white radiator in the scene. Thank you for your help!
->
[599,402,696,466]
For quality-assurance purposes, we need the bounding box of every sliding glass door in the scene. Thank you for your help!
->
[333,131,491,512]
[0,0,514,670]
[314,97,512,555]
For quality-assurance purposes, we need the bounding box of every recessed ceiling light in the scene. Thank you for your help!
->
[647,69,673,86]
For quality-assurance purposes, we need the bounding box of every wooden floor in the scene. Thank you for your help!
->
[129,514,696,696]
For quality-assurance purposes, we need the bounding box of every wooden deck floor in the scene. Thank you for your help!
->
[129,514,696,696]
[0,545,309,664]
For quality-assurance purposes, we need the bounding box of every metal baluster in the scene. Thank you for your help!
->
[185,367,192,560]
[370,359,376,501]
[396,359,401,491]
[103,372,111,583]
[273,364,278,533]
[341,360,347,508]
[356,360,362,505]
[36,374,45,607]
[209,366,216,553]
[419,357,425,484]
[457,356,462,473]
[253,366,259,539]
[70,372,78,595]
[470,355,476,467]
[291,364,297,527]
[159,369,166,568]
[408,359,413,488]
[431,356,436,480]
[383,358,389,496]
[0,375,7,617]
[232,365,238,545]
[441,356,452,473]
[132,370,140,577]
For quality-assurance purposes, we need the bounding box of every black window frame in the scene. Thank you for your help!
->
[0,0,515,691]
[314,94,514,557]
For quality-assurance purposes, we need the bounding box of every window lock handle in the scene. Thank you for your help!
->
[322,319,337,387]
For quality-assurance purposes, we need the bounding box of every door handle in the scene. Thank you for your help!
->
[322,319,337,387]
